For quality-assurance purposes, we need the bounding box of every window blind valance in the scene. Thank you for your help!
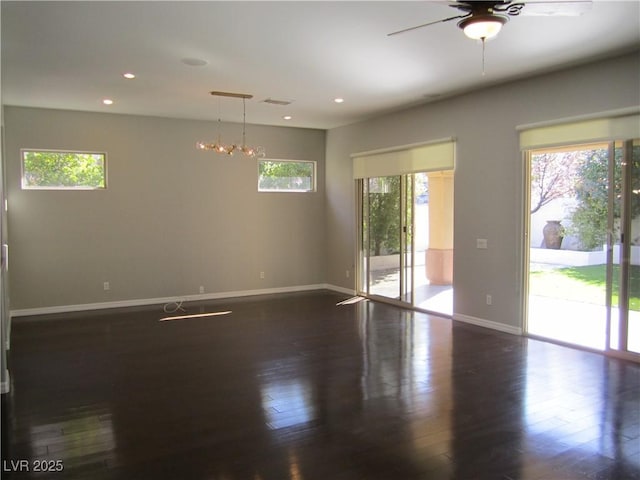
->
[352,139,455,179]
[518,112,640,150]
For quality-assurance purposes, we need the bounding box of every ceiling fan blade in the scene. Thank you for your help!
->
[387,14,469,37]
[519,1,592,16]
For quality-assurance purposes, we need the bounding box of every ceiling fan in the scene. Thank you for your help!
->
[388,1,592,40]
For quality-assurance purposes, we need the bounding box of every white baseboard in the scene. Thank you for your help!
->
[9,285,523,340]
[10,284,356,318]
[453,313,522,336]
[1,370,9,394]
[324,284,357,296]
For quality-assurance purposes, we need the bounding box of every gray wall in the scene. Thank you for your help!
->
[5,108,326,310]
[325,51,640,330]
[5,52,640,328]
[1,103,9,393]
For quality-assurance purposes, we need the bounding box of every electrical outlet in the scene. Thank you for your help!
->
[486,294,492,305]
[103,281,110,291]
[260,271,265,279]
[199,286,205,294]
[346,270,350,278]
[477,238,488,249]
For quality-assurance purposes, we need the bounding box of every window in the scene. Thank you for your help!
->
[258,159,315,192]
[21,150,106,190]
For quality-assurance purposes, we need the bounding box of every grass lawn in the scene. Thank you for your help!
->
[529,264,640,311]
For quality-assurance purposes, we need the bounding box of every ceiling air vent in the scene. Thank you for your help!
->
[262,98,293,106]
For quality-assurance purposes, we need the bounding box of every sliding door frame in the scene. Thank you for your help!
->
[523,140,639,362]
[616,140,633,352]
[356,175,414,308]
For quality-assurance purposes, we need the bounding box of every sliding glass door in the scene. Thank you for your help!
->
[358,171,453,315]
[525,139,639,358]
[613,140,639,354]
[354,140,455,316]
[361,175,412,303]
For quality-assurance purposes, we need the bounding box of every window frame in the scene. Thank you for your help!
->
[257,158,317,193]
[21,148,108,191]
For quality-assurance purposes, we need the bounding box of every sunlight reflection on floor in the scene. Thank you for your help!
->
[529,295,640,353]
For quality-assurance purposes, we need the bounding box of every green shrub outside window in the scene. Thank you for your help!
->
[21,150,106,190]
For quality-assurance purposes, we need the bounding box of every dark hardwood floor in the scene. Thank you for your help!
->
[2,290,639,479]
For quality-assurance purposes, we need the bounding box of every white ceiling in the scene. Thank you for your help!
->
[2,1,639,130]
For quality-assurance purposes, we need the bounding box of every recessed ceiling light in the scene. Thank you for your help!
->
[123,72,136,79]
[181,58,208,67]
[102,99,114,105]
[283,115,292,120]
[334,98,344,104]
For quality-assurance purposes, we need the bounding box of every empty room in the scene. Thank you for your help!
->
[1,2,639,479]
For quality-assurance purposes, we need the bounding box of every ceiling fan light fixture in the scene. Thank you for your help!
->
[458,15,507,40]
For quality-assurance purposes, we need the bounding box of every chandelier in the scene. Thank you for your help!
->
[196,91,265,158]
